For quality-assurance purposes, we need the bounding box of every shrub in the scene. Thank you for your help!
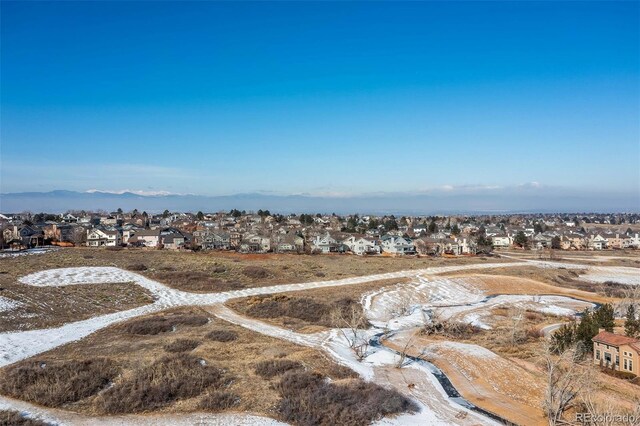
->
[164,339,200,353]
[121,314,209,335]
[198,391,240,411]
[0,410,47,426]
[0,359,118,407]
[254,360,304,379]
[206,330,238,342]
[244,295,366,328]
[155,271,242,292]
[242,266,271,279]
[98,354,230,413]
[105,246,123,251]
[128,263,148,271]
[525,311,543,321]
[275,371,418,425]
[422,319,483,339]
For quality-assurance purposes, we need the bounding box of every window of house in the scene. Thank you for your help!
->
[605,353,612,363]
[630,360,634,371]
[624,359,628,370]
[596,350,600,360]
[616,355,619,365]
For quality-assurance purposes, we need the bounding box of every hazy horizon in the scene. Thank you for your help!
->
[1,2,639,211]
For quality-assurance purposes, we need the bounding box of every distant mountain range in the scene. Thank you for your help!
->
[1,190,638,215]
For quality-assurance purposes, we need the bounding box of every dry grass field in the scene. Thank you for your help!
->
[442,264,633,299]
[227,277,409,333]
[0,248,503,331]
[2,248,638,425]
[0,306,354,418]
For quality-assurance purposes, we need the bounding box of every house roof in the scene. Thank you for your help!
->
[592,331,640,347]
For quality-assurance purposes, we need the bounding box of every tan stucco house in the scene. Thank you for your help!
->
[592,330,639,376]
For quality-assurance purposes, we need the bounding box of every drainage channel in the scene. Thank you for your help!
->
[369,333,517,426]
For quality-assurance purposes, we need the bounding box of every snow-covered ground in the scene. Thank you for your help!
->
[578,266,640,286]
[0,296,21,313]
[1,258,638,425]
[362,276,595,331]
[0,247,58,259]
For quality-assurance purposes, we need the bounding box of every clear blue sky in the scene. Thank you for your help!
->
[1,1,639,202]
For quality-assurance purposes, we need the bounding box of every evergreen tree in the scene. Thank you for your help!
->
[196,211,204,220]
[514,231,528,248]
[575,309,599,351]
[551,321,577,354]
[384,218,399,231]
[594,303,615,332]
[428,220,437,234]
[625,304,639,338]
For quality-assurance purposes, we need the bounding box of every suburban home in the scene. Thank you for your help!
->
[3,225,45,249]
[456,237,476,255]
[588,234,608,250]
[413,237,443,256]
[239,234,271,253]
[311,232,339,254]
[606,234,626,250]
[129,229,161,247]
[492,234,512,248]
[86,228,122,247]
[273,233,304,253]
[380,235,415,255]
[193,230,231,250]
[161,232,188,250]
[592,330,639,377]
[623,234,640,249]
[342,235,380,255]
[561,233,587,250]
[61,213,78,223]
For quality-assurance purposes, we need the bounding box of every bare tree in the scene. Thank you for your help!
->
[541,342,590,425]
[395,330,418,369]
[387,291,414,318]
[330,305,370,360]
[71,226,87,247]
[509,306,526,346]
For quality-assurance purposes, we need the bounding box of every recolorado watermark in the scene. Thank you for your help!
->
[576,413,638,424]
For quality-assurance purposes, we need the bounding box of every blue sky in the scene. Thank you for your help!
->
[1,1,639,205]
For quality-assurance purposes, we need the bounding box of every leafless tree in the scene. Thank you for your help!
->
[509,306,526,346]
[541,342,590,425]
[71,226,87,246]
[395,330,418,368]
[387,291,414,318]
[330,305,370,360]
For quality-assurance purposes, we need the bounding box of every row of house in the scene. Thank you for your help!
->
[2,211,639,254]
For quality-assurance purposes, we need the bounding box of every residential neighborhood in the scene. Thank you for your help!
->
[1,210,639,255]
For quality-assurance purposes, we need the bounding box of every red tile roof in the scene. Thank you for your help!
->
[592,331,639,347]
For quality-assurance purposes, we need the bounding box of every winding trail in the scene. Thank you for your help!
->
[2,261,532,367]
[1,257,638,425]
